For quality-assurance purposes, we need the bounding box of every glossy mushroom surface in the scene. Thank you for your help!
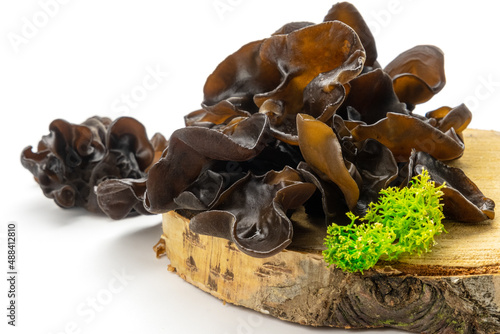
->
[22,2,495,258]
[21,116,164,218]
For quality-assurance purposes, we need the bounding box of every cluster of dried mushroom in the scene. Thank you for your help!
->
[21,116,167,219]
[22,2,494,258]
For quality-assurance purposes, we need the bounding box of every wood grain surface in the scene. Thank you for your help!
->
[157,129,500,333]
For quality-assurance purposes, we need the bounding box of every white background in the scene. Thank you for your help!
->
[1,1,500,333]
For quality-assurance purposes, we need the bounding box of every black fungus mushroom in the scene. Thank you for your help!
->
[189,167,316,257]
[22,2,495,257]
[409,150,495,223]
[145,113,271,213]
[384,45,446,109]
[21,116,165,218]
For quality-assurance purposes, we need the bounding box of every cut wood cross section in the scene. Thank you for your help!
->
[156,129,500,334]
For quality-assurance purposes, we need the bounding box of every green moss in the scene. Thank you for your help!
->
[376,320,410,327]
[447,319,465,333]
[323,169,446,273]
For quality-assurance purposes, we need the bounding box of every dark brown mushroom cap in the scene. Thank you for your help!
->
[384,45,446,107]
[202,40,282,111]
[425,103,472,135]
[21,117,110,211]
[43,118,107,165]
[202,20,366,144]
[255,21,366,144]
[297,161,349,222]
[20,147,50,184]
[323,1,377,67]
[337,68,408,124]
[96,178,150,220]
[297,113,360,210]
[92,118,164,216]
[272,21,315,35]
[149,132,168,171]
[184,100,251,127]
[91,117,156,186]
[353,138,399,215]
[296,127,398,221]
[302,54,364,124]
[410,151,495,222]
[21,116,161,217]
[21,2,495,253]
[189,167,316,258]
[150,132,168,153]
[172,169,230,211]
[171,139,304,213]
[105,117,155,171]
[80,116,112,151]
[145,113,271,213]
[351,112,465,162]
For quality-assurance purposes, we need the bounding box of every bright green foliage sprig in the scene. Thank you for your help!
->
[323,169,446,273]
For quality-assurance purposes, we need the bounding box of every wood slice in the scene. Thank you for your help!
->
[155,129,500,334]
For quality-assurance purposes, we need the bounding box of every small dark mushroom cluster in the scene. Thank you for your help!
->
[21,2,495,259]
[21,116,167,219]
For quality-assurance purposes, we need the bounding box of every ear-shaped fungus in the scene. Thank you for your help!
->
[202,40,282,112]
[184,100,251,127]
[272,22,315,35]
[189,167,316,258]
[21,116,161,217]
[172,169,232,211]
[21,1,496,255]
[353,139,399,215]
[297,122,399,220]
[107,117,155,170]
[425,103,472,136]
[256,21,366,144]
[149,132,168,170]
[96,178,150,220]
[301,54,364,124]
[336,68,408,124]
[93,117,167,219]
[297,162,349,223]
[21,117,109,211]
[91,117,155,184]
[170,139,305,213]
[409,151,495,223]
[384,45,446,108]
[351,112,465,162]
[323,1,378,67]
[297,113,360,210]
[145,113,270,213]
